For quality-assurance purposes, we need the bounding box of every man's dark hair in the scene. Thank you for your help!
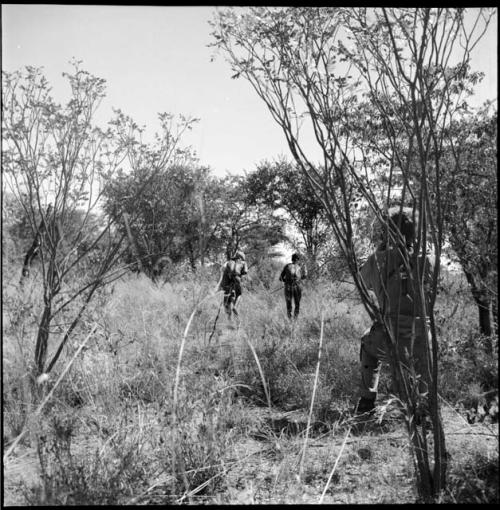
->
[292,253,300,262]
[388,208,415,248]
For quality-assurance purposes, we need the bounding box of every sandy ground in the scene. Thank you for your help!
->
[3,404,497,505]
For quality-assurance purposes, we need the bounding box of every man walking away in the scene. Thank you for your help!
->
[219,250,248,319]
[356,206,433,424]
[279,253,307,319]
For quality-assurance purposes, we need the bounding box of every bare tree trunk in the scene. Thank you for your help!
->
[477,299,492,337]
[21,232,41,279]
[492,294,498,336]
[464,269,493,343]
[21,205,53,281]
[122,211,143,273]
[34,306,51,375]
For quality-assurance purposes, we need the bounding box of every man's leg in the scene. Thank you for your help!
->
[357,323,388,413]
[413,324,431,398]
[393,317,432,423]
[359,344,381,406]
[232,283,242,316]
[284,286,293,319]
[223,291,232,319]
[293,286,302,318]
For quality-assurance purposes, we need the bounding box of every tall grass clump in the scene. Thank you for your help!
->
[3,272,75,445]
[229,280,368,421]
[3,283,32,443]
[14,271,248,505]
[157,373,241,503]
[25,374,242,505]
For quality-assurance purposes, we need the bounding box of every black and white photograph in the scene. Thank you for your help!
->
[2,5,498,505]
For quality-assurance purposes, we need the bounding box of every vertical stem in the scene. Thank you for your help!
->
[122,211,143,273]
[299,311,324,480]
[34,306,51,376]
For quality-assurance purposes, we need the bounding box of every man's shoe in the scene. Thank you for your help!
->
[356,397,376,415]
[349,398,377,435]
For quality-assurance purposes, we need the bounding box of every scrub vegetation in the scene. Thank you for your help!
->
[2,7,497,505]
[3,265,498,504]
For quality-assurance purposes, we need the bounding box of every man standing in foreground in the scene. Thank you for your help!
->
[279,253,307,319]
[219,250,248,319]
[356,207,433,420]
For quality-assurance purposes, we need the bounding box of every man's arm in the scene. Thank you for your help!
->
[241,261,248,276]
[279,264,289,282]
[217,262,227,290]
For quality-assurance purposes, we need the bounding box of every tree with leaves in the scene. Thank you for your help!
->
[246,158,330,270]
[101,103,200,273]
[441,104,497,341]
[217,174,288,269]
[2,63,128,379]
[211,7,494,500]
[2,62,196,383]
[104,162,226,274]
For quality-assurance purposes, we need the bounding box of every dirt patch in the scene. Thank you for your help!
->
[3,403,497,505]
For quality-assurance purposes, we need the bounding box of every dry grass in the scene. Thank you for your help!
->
[3,269,498,504]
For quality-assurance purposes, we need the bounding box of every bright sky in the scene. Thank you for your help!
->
[2,5,498,177]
